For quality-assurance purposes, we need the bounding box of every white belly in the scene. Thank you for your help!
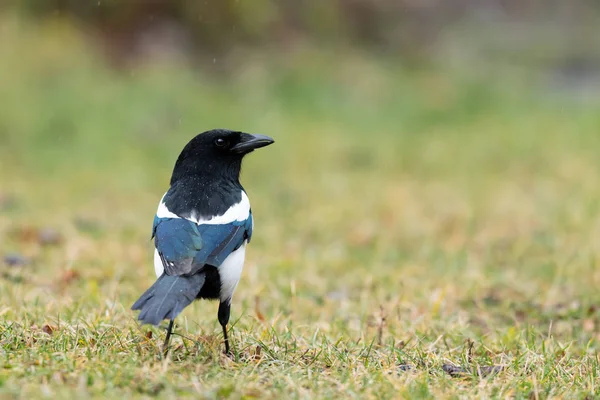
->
[218,242,246,302]
[153,249,164,277]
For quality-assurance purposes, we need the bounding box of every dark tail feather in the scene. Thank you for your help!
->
[131,273,205,326]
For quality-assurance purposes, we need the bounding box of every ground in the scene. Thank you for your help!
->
[1,17,600,399]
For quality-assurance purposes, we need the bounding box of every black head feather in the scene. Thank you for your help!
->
[170,129,274,184]
[164,129,274,218]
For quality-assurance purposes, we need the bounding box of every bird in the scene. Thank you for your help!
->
[131,129,274,356]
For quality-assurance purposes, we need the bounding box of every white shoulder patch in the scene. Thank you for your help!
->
[155,193,180,219]
[198,191,250,225]
[155,190,251,225]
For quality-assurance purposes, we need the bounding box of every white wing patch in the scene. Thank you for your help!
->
[155,191,251,225]
[218,242,246,302]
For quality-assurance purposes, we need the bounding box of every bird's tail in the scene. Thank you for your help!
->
[131,273,205,326]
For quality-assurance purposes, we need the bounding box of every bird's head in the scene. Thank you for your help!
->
[171,129,274,183]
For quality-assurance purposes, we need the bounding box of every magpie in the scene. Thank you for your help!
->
[131,129,274,355]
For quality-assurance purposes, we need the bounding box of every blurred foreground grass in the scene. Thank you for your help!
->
[2,14,600,399]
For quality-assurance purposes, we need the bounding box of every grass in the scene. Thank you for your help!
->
[2,14,600,399]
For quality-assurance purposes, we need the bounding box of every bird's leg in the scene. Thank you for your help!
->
[218,301,232,357]
[163,319,174,357]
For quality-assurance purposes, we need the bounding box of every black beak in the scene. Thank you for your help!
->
[231,133,274,154]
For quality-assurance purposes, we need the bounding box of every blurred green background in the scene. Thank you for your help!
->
[2,1,600,206]
[2,2,600,398]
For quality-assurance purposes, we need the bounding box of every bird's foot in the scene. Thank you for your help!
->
[223,349,234,360]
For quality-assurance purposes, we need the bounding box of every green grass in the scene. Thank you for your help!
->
[2,14,600,399]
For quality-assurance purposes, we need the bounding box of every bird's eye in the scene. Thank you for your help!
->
[214,138,228,147]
